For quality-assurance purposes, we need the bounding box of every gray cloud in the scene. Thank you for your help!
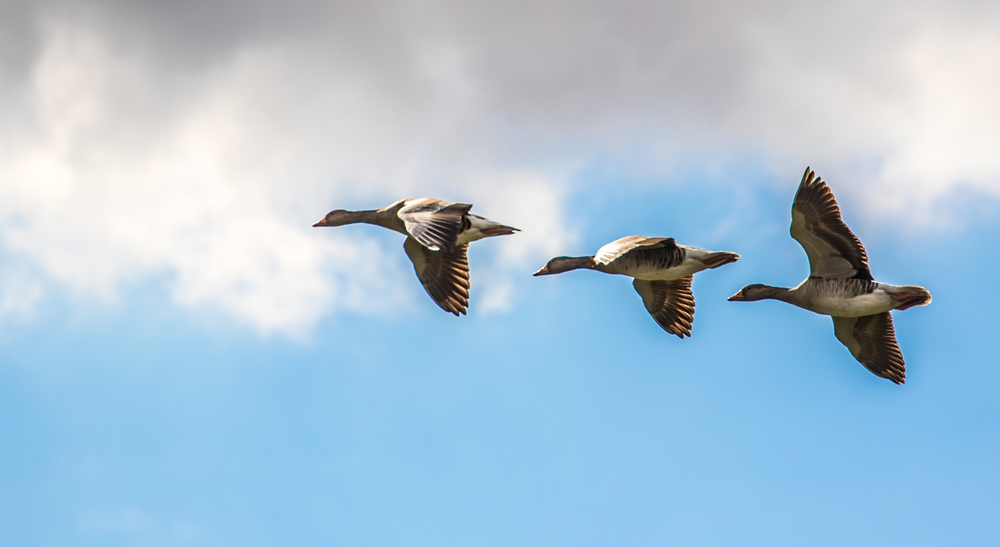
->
[8,1,998,166]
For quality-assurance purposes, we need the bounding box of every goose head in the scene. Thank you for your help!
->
[533,256,595,276]
[313,209,354,227]
[728,284,775,302]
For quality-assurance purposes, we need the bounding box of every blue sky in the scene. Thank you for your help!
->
[3,1,1000,546]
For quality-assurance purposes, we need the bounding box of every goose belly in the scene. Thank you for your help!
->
[456,227,485,245]
[627,258,707,281]
[808,291,895,317]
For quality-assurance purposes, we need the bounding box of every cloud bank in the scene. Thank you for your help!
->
[1,0,998,334]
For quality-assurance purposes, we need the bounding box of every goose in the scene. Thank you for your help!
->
[314,198,519,316]
[533,236,740,338]
[728,167,931,384]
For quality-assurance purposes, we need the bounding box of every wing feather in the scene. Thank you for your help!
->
[595,236,680,267]
[790,168,873,280]
[632,276,696,338]
[403,237,470,316]
[398,199,472,252]
[832,313,905,384]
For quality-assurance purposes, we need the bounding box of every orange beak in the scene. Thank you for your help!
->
[313,218,329,227]
[533,266,551,276]
[727,291,745,302]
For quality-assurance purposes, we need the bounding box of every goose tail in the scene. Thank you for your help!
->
[887,285,932,310]
[701,251,741,268]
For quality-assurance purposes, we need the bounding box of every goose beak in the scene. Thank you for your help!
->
[532,266,551,276]
[727,292,745,302]
[313,218,329,227]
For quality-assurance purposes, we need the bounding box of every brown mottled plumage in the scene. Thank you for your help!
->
[791,168,872,281]
[834,313,906,384]
[633,276,696,338]
[403,238,471,316]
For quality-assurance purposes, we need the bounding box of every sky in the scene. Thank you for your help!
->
[2,0,1000,545]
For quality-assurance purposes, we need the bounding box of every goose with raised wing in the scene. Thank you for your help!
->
[314,198,518,316]
[534,236,740,338]
[728,167,931,384]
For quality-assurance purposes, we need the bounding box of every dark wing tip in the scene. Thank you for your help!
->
[880,367,906,384]
[856,312,907,384]
[795,166,829,201]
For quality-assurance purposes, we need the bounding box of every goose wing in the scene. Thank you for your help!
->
[632,276,695,338]
[832,313,905,384]
[790,167,873,281]
[403,236,470,316]
[595,236,682,267]
[397,198,472,252]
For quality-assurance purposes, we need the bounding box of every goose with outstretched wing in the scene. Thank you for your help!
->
[728,167,931,384]
[534,236,740,338]
[314,198,518,316]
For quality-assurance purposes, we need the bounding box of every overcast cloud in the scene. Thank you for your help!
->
[1,0,998,334]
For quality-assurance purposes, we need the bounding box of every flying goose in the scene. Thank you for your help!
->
[534,236,740,338]
[728,167,931,384]
[314,198,518,315]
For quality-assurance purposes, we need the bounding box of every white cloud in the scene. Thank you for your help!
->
[0,18,576,335]
[1,1,998,335]
[720,12,1000,218]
